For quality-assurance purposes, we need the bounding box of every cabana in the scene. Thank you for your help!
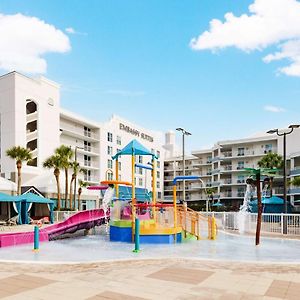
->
[0,193,21,225]
[16,193,54,224]
[249,196,292,213]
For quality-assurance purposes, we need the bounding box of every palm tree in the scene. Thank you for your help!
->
[290,176,300,187]
[43,155,63,210]
[55,145,73,209]
[205,187,216,211]
[78,180,88,210]
[69,162,86,210]
[6,146,32,195]
[258,152,283,197]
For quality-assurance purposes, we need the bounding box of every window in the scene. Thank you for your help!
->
[107,159,113,169]
[107,132,113,142]
[265,144,273,153]
[139,178,143,186]
[118,161,121,171]
[84,126,91,137]
[117,136,121,145]
[157,150,160,158]
[158,192,162,199]
[138,156,143,164]
[139,168,143,175]
[107,146,113,155]
[157,161,160,168]
[237,175,245,184]
[157,181,160,188]
[157,171,160,179]
[108,173,113,180]
[237,148,245,156]
[237,161,244,170]
[84,141,91,152]
[84,155,91,167]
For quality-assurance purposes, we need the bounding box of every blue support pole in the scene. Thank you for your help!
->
[33,225,39,251]
[133,218,140,253]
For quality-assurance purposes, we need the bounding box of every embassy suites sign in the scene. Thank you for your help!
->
[119,123,154,142]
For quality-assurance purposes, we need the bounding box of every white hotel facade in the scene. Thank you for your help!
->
[164,131,300,211]
[0,72,164,209]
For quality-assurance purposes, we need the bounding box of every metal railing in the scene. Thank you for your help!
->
[201,212,300,236]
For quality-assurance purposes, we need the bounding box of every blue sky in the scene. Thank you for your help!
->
[1,0,300,151]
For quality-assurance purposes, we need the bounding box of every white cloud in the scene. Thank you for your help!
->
[0,12,70,74]
[65,27,75,34]
[190,0,300,76]
[264,105,286,113]
[65,27,87,36]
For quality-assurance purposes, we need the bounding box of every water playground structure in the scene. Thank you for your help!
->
[98,139,217,244]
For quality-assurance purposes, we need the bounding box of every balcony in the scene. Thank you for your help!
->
[220,165,232,172]
[221,151,233,158]
[211,169,220,175]
[60,124,98,141]
[220,192,232,198]
[236,179,245,184]
[211,157,220,163]
[222,179,232,185]
[290,168,300,176]
[211,181,220,187]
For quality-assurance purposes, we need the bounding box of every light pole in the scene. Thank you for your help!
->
[74,146,84,210]
[176,128,192,202]
[267,124,300,234]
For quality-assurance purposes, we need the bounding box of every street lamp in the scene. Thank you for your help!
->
[267,124,300,233]
[176,128,192,202]
[74,146,84,210]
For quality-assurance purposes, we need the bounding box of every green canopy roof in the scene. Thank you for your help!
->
[0,192,19,202]
[15,193,54,204]
[112,139,157,160]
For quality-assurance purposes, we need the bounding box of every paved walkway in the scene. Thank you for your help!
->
[0,259,299,299]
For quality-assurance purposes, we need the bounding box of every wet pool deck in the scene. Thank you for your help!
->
[0,259,300,299]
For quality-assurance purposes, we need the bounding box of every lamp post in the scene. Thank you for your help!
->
[176,128,192,202]
[267,124,300,234]
[74,146,84,210]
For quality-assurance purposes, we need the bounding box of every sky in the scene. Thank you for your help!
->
[0,0,300,151]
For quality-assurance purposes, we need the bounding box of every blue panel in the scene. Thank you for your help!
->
[110,225,132,242]
[140,233,182,244]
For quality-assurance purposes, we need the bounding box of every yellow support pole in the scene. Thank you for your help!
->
[211,216,217,240]
[115,158,119,198]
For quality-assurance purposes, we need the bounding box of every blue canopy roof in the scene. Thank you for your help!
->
[0,192,19,202]
[112,139,157,160]
[212,202,223,207]
[250,196,284,205]
[15,193,54,204]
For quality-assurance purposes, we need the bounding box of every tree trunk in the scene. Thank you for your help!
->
[54,169,61,210]
[270,177,273,197]
[17,161,22,195]
[255,172,262,246]
[69,176,75,210]
[78,187,82,210]
[65,168,68,209]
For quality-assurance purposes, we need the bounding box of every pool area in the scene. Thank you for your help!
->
[1,229,300,264]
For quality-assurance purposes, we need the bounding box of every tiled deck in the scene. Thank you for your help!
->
[0,259,299,299]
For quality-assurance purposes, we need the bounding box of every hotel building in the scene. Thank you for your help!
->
[164,132,300,210]
[0,71,164,209]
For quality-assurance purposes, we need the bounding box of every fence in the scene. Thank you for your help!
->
[53,211,77,223]
[201,212,300,236]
